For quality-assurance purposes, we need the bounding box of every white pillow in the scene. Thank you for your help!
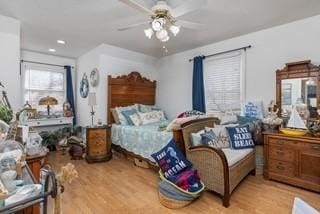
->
[138,110,166,125]
[220,115,238,125]
[191,129,205,147]
[129,114,142,126]
[115,104,139,125]
[139,104,157,113]
[205,124,239,148]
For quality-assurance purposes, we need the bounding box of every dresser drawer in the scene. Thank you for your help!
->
[269,160,294,176]
[269,138,298,147]
[269,146,295,162]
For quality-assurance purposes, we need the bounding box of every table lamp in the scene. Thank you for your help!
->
[88,93,96,127]
[38,96,58,116]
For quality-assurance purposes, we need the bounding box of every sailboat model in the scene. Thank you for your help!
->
[280,106,308,136]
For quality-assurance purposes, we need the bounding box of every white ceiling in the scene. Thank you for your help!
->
[0,0,320,58]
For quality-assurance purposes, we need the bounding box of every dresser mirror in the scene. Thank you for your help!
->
[276,60,320,119]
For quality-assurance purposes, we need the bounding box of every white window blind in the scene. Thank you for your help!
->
[22,63,66,112]
[204,50,245,114]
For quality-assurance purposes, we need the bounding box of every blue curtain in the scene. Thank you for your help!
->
[192,56,206,113]
[64,65,76,125]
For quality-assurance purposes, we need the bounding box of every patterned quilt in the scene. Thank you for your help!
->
[111,122,173,162]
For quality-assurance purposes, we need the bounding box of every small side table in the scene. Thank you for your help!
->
[86,126,112,163]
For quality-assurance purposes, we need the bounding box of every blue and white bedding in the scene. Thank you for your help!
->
[111,121,173,162]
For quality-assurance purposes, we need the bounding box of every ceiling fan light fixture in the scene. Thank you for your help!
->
[170,25,180,36]
[144,28,154,39]
[156,29,168,40]
[152,18,165,31]
[161,35,170,42]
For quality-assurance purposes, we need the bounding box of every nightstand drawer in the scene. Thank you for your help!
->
[88,130,106,140]
[269,160,294,177]
[269,146,295,162]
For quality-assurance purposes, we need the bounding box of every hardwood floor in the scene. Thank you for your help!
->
[47,151,320,214]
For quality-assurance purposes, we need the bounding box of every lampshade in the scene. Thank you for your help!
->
[88,92,97,106]
[144,28,154,39]
[38,96,58,106]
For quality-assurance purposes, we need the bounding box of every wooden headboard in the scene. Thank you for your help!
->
[107,72,156,124]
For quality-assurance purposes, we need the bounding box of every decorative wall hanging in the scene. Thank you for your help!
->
[89,68,99,87]
[80,73,89,98]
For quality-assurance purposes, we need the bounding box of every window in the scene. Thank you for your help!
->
[22,63,66,112]
[204,50,245,115]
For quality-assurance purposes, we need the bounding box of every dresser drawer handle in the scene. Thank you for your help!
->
[276,151,284,155]
[312,145,320,150]
[277,141,284,145]
[276,165,285,170]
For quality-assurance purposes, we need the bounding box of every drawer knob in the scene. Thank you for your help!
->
[277,141,284,145]
[276,165,285,170]
[276,151,284,155]
[312,145,320,150]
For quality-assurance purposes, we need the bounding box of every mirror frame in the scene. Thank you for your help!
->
[276,60,320,118]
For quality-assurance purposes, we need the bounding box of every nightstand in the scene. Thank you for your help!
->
[86,126,112,163]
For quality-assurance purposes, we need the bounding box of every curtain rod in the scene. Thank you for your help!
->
[188,45,252,62]
[20,60,75,69]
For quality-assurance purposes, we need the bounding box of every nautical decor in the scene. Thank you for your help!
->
[280,106,308,136]
[80,73,89,98]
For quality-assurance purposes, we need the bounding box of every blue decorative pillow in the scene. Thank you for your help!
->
[200,130,217,146]
[242,101,264,119]
[121,109,138,125]
[226,124,255,149]
[151,139,192,178]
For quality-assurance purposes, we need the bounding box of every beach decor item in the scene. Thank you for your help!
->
[262,100,283,131]
[89,68,99,87]
[280,106,308,136]
[80,73,89,98]
[54,163,78,214]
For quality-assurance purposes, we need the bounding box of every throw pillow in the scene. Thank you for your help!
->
[139,104,156,113]
[191,129,205,147]
[201,130,218,147]
[177,110,205,118]
[111,108,120,124]
[115,104,139,125]
[205,124,238,148]
[220,115,238,125]
[226,124,255,149]
[121,109,139,125]
[242,101,264,119]
[138,110,166,125]
[129,114,142,126]
[151,139,192,178]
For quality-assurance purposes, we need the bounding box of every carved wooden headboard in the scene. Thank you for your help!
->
[107,72,156,124]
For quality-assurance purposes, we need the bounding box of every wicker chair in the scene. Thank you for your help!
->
[181,117,256,207]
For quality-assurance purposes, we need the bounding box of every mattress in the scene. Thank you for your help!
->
[111,122,173,162]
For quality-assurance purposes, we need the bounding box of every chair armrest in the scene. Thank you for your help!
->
[186,146,230,196]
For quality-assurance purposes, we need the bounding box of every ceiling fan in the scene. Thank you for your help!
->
[118,0,207,42]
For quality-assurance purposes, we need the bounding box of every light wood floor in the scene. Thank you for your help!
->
[47,151,320,214]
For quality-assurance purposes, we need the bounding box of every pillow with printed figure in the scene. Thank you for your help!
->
[115,104,139,125]
[138,110,166,125]
[151,139,192,178]
[204,124,238,148]
[226,124,255,149]
[241,101,264,119]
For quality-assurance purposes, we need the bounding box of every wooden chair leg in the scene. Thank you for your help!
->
[222,194,230,208]
[250,169,256,176]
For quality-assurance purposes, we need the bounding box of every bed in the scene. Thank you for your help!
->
[108,72,180,168]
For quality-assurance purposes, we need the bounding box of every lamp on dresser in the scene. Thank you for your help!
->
[88,92,96,127]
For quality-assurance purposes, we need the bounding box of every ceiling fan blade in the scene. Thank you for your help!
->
[118,21,150,31]
[118,0,154,15]
[176,20,203,30]
[171,0,207,18]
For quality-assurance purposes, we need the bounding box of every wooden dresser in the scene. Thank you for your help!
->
[264,132,320,192]
[86,126,112,163]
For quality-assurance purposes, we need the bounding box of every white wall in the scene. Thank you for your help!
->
[0,15,20,110]
[76,44,158,126]
[157,15,320,119]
